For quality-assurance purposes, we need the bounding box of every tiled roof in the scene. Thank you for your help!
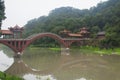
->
[79,31,90,34]
[97,31,105,36]
[0,30,13,35]
[68,33,82,37]
[8,25,24,30]
[13,25,21,29]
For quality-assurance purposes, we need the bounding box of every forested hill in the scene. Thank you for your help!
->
[23,0,120,47]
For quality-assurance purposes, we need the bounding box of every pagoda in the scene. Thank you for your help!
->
[8,25,24,39]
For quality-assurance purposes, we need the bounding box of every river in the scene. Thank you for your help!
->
[0,46,120,80]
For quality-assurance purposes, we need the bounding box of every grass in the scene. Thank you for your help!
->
[0,71,23,80]
[77,46,120,55]
[27,46,61,51]
[49,47,61,51]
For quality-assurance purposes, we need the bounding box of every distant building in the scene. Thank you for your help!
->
[0,25,24,39]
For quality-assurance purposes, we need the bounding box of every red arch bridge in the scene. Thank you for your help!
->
[0,33,90,53]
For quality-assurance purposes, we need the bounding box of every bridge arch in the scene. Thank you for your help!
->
[22,33,66,51]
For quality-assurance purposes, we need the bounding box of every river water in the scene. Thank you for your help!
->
[0,47,120,80]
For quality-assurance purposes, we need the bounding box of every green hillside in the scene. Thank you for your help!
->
[23,0,120,48]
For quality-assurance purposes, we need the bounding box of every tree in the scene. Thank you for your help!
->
[91,26,100,38]
[0,0,5,29]
[105,25,120,47]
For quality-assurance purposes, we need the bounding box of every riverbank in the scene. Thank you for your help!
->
[28,46,120,55]
[0,71,23,80]
[71,46,120,55]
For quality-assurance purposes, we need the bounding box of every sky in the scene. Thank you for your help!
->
[2,0,108,29]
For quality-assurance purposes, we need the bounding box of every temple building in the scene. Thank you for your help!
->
[60,27,90,38]
[97,31,105,40]
[0,25,24,39]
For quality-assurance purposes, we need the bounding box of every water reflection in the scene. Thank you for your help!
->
[4,57,56,80]
[5,57,37,76]
[1,48,120,80]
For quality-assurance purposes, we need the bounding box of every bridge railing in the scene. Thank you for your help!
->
[63,38,91,40]
[0,33,91,41]
[26,33,39,39]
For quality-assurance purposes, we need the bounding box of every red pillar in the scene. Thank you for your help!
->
[18,41,21,51]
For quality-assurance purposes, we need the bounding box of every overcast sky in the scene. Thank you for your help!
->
[2,0,108,29]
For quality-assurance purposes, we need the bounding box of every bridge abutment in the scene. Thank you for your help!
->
[61,47,70,55]
[13,52,22,58]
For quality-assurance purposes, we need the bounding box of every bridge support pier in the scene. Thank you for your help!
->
[61,47,70,55]
[14,54,21,58]
[13,52,23,58]
[63,40,75,48]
